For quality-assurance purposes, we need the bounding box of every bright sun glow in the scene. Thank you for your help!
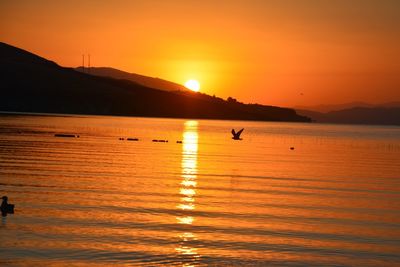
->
[185,79,200,92]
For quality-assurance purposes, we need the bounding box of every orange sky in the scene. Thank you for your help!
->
[1,0,399,107]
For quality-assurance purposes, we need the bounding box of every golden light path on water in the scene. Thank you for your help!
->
[176,120,199,264]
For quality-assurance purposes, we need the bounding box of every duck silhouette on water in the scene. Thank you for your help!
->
[1,196,14,217]
[231,128,244,140]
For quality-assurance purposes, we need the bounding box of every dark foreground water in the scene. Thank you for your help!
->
[0,114,399,266]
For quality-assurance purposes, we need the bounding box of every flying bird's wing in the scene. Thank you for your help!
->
[236,128,244,137]
[231,129,236,136]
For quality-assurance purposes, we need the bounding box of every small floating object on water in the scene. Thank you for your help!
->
[176,140,182,144]
[1,196,14,217]
[127,138,139,141]
[290,147,295,150]
[119,137,125,140]
[54,133,79,138]
[153,139,168,142]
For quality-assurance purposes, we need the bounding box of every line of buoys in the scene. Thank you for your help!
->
[54,133,79,138]
[119,137,139,141]
[152,139,168,142]
[48,135,299,151]
[120,139,184,143]
[54,134,181,144]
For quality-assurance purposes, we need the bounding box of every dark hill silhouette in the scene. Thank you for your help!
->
[75,67,189,92]
[378,101,400,108]
[297,107,400,125]
[0,42,309,122]
[295,102,374,113]
[295,101,400,113]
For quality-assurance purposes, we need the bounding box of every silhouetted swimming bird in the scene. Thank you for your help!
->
[231,128,244,140]
[1,196,14,217]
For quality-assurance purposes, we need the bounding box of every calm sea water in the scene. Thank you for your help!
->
[0,114,399,266]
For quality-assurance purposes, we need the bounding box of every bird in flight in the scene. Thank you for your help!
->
[231,128,244,140]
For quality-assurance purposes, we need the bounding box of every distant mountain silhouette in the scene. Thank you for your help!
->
[295,101,400,113]
[75,67,189,92]
[0,42,310,122]
[297,107,400,125]
[378,101,400,108]
[295,102,374,113]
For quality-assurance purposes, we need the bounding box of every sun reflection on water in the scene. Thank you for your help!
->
[176,120,200,264]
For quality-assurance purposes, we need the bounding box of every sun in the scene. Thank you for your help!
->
[185,79,200,92]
